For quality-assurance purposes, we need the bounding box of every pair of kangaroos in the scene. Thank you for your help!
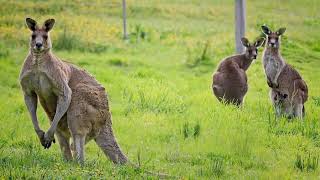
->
[212,26,308,119]
[20,18,308,167]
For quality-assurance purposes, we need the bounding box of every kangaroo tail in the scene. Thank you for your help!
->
[95,124,128,164]
[95,125,177,178]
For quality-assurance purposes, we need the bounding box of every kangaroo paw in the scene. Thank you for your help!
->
[43,131,56,149]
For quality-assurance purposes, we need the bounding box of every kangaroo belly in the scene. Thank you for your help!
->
[35,73,59,117]
[264,57,280,83]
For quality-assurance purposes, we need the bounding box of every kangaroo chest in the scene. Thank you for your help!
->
[263,54,283,83]
[31,72,54,96]
[21,69,58,113]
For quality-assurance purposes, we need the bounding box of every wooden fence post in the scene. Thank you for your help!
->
[122,0,128,40]
[235,0,246,53]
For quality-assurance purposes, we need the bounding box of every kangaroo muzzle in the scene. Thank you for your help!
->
[35,42,42,49]
[268,39,277,48]
[34,36,44,51]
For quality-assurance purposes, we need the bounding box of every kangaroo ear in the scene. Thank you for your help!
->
[254,37,265,48]
[43,19,55,32]
[261,25,271,35]
[26,18,37,31]
[241,37,250,47]
[276,27,286,36]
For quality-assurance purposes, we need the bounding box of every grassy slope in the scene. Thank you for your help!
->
[0,0,320,178]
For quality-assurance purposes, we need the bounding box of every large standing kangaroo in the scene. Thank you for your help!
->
[19,18,128,164]
[261,25,308,119]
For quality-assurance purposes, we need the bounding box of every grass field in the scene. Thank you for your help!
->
[0,0,320,179]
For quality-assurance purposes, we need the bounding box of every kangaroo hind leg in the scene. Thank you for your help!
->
[72,134,86,164]
[56,131,72,161]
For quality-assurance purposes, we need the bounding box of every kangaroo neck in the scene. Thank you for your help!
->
[264,46,286,66]
[30,49,53,66]
[265,47,281,57]
[236,54,253,71]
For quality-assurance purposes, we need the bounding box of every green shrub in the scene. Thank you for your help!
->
[185,40,213,68]
[294,153,319,172]
[198,156,225,177]
[108,58,128,67]
[54,28,81,51]
[312,96,320,106]
[193,122,201,138]
[54,27,108,53]
[130,24,148,43]
[183,122,190,139]
[182,122,201,139]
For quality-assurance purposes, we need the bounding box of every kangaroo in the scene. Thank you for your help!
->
[271,91,288,117]
[20,18,127,164]
[212,37,265,106]
[261,25,308,119]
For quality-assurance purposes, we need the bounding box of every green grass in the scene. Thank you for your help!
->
[0,0,320,179]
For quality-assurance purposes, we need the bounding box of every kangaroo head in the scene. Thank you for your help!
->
[274,91,288,103]
[261,25,286,49]
[26,18,55,53]
[241,37,265,60]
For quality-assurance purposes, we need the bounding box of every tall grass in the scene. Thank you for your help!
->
[54,27,108,53]
[0,0,320,179]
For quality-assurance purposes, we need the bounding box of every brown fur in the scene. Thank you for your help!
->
[212,37,264,106]
[20,18,127,164]
[262,25,308,118]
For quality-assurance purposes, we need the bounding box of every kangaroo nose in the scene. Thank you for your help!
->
[36,43,42,48]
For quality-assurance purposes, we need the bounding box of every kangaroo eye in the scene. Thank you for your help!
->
[248,50,252,53]
[31,34,36,39]
[43,35,48,40]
